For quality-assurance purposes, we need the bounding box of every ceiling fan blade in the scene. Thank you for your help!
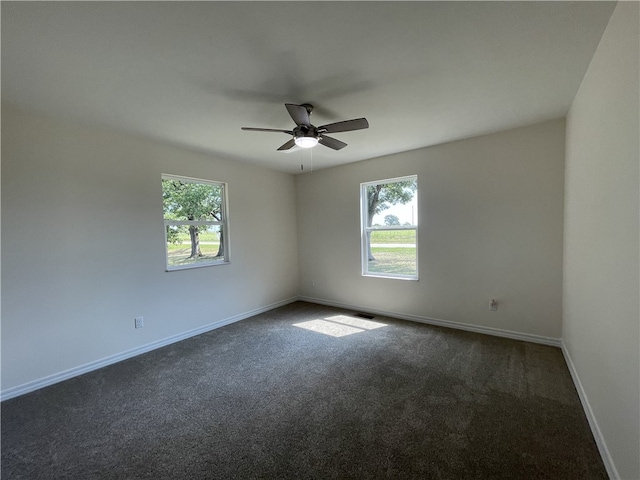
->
[319,135,348,151]
[318,118,369,134]
[241,127,294,134]
[277,138,296,151]
[285,103,311,126]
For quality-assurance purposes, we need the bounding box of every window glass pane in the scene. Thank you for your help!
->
[367,229,417,276]
[166,224,224,268]
[368,178,417,228]
[162,179,223,222]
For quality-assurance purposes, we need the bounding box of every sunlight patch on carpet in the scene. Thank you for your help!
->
[293,315,387,337]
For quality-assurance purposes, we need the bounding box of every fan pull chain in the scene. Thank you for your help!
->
[299,148,314,173]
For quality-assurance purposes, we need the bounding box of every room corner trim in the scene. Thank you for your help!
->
[561,341,619,480]
[0,297,299,402]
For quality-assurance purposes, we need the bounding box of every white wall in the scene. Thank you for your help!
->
[297,119,565,341]
[1,105,300,395]
[563,2,640,479]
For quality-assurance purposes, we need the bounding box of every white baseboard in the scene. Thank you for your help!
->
[298,295,562,347]
[561,342,618,480]
[1,297,298,402]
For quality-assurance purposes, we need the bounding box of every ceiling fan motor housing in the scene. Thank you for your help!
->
[294,125,319,140]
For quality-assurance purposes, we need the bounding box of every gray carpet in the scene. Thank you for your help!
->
[1,301,607,479]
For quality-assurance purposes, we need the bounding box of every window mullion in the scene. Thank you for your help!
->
[165,220,222,226]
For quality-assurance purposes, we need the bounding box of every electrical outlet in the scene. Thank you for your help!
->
[489,299,498,311]
[134,316,144,329]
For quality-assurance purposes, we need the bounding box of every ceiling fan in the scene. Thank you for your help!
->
[241,103,369,151]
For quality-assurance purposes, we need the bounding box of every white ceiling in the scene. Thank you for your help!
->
[1,1,615,174]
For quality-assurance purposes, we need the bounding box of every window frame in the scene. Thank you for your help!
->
[162,174,230,272]
[360,175,418,280]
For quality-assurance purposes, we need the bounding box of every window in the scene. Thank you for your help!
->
[162,174,229,271]
[361,175,418,279]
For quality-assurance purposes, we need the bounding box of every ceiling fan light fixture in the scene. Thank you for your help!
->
[294,136,319,149]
